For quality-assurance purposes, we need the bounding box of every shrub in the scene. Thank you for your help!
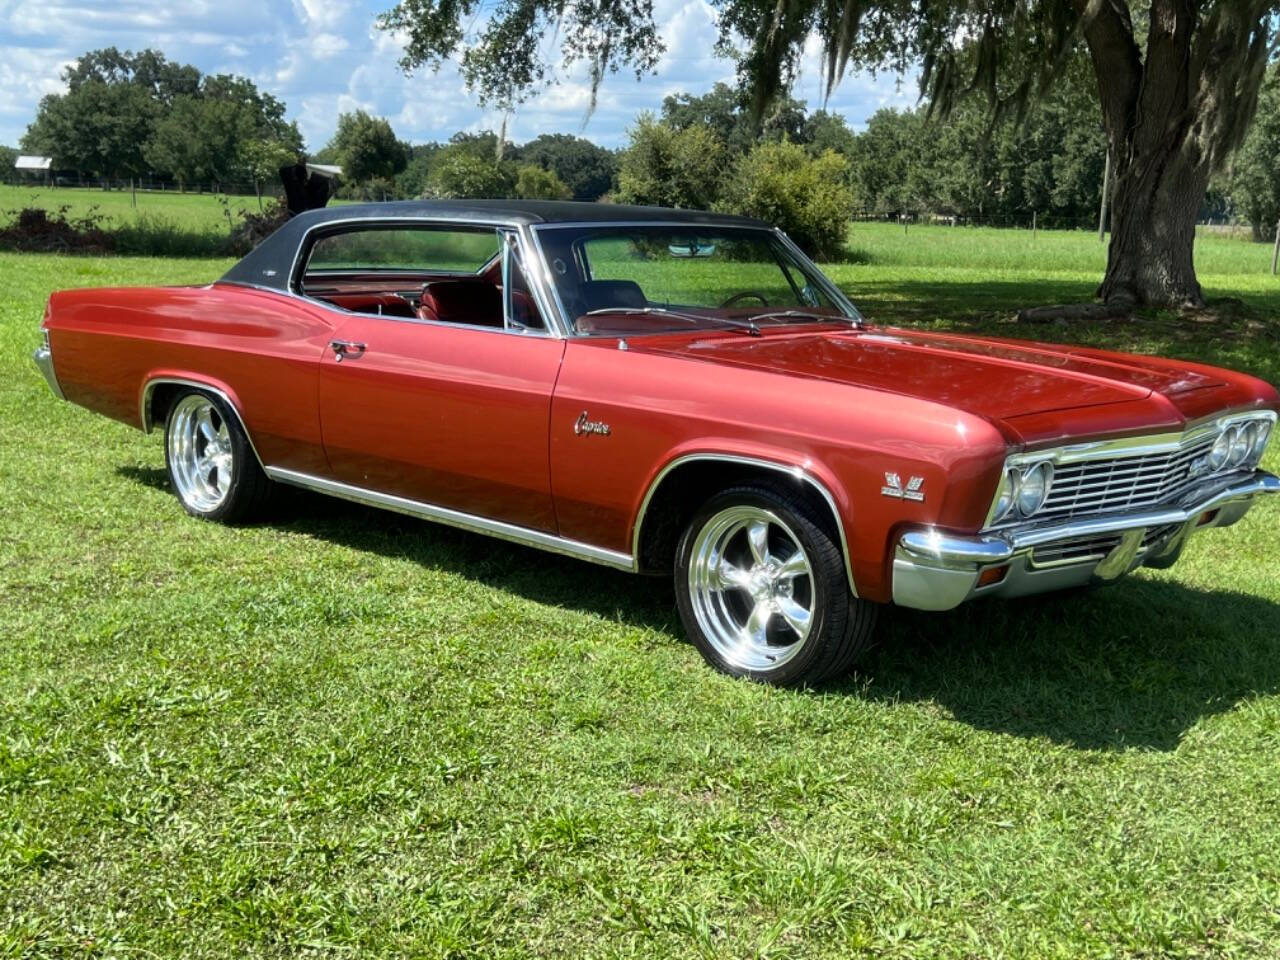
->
[425,150,515,199]
[615,113,725,210]
[514,164,572,200]
[718,141,855,259]
[0,206,115,253]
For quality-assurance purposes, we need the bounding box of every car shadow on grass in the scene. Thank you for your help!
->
[852,578,1280,752]
[118,464,1280,753]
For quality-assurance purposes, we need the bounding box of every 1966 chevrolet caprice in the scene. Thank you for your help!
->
[33,200,1279,685]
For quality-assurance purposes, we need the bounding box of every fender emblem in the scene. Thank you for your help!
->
[882,472,925,502]
[574,411,611,436]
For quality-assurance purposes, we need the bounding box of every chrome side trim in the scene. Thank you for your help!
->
[139,377,266,470]
[631,453,858,596]
[33,332,64,400]
[264,467,635,571]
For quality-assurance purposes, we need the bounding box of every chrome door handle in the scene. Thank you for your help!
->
[329,340,367,362]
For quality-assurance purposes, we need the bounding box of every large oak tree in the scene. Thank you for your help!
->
[379,0,1276,308]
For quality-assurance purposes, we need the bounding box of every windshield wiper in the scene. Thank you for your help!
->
[751,310,862,329]
[582,306,761,336]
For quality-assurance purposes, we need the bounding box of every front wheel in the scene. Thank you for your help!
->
[164,389,273,522]
[675,484,877,686]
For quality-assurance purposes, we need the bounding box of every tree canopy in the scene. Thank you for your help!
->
[322,110,408,186]
[23,49,302,183]
[378,0,1279,307]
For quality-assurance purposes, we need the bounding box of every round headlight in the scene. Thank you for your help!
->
[992,468,1017,523]
[1016,461,1053,517]
[1228,425,1251,466]
[1253,420,1272,462]
[1209,427,1233,471]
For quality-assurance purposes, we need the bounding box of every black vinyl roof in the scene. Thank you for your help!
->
[220,199,769,292]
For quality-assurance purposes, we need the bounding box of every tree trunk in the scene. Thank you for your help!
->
[1097,145,1209,308]
[1077,0,1270,310]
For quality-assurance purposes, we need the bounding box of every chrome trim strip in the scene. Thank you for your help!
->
[631,453,858,596]
[33,336,65,401]
[1010,409,1278,468]
[139,377,266,470]
[264,467,635,570]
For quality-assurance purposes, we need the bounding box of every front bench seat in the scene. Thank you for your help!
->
[417,280,504,327]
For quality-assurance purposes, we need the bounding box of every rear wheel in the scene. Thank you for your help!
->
[164,390,273,522]
[675,484,877,686]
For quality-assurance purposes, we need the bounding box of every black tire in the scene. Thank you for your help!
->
[163,388,274,523]
[674,483,877,686]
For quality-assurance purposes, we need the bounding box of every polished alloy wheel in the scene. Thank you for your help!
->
[687,505,815,670]
[167,393,235,513]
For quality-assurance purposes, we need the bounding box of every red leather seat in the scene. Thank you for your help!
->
[417,281,503,327]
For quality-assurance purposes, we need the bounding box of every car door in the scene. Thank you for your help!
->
[314,225,566,533]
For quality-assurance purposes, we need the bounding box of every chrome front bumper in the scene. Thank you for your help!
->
[33,336,64,400]
[892,470,1280,611]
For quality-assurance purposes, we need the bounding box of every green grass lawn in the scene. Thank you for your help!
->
[4,238,1280,958]
[0,183,268,231]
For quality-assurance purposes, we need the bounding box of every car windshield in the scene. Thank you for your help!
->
[534,225,860,337]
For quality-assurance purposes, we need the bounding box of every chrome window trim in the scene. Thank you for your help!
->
[982,409,1279,529]
[283,216,571,339]
[264,467,634,570]
[528,221,862,337]
[631,453,858,596]
[139,377,266,469]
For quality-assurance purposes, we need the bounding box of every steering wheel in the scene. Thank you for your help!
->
[720,291,769,308]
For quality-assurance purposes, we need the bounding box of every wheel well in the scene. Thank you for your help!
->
[634,459,845,575]
[144,382,183,432]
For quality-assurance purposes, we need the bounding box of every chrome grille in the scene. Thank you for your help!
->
[1031,523,1183,567]
[1033,436,1217,523]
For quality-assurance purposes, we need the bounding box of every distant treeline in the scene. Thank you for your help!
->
[10,49,1280,240]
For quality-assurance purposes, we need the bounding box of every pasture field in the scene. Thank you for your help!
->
[3,236,1280,958]
[0,183,268,231]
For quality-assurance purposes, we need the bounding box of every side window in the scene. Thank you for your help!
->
[299,224,551,333]
[306,228,499,273]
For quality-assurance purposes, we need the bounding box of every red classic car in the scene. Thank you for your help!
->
[33,200,1279,685]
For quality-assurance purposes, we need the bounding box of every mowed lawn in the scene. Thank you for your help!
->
[4,225,1280,958]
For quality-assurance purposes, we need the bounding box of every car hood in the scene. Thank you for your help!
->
[638,325,1228,437]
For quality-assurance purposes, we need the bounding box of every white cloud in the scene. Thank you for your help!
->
[0,0,914,150]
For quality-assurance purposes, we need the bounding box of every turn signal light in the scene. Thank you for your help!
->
[977,565,1009,588]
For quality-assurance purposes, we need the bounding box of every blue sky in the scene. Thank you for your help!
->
[0,0,917,150]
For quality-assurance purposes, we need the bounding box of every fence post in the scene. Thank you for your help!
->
[1032,210,1037,239]
[1271,217,1280,276]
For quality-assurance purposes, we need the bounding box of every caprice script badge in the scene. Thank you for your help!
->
[574,411,611,436]
[881,472,925,502]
